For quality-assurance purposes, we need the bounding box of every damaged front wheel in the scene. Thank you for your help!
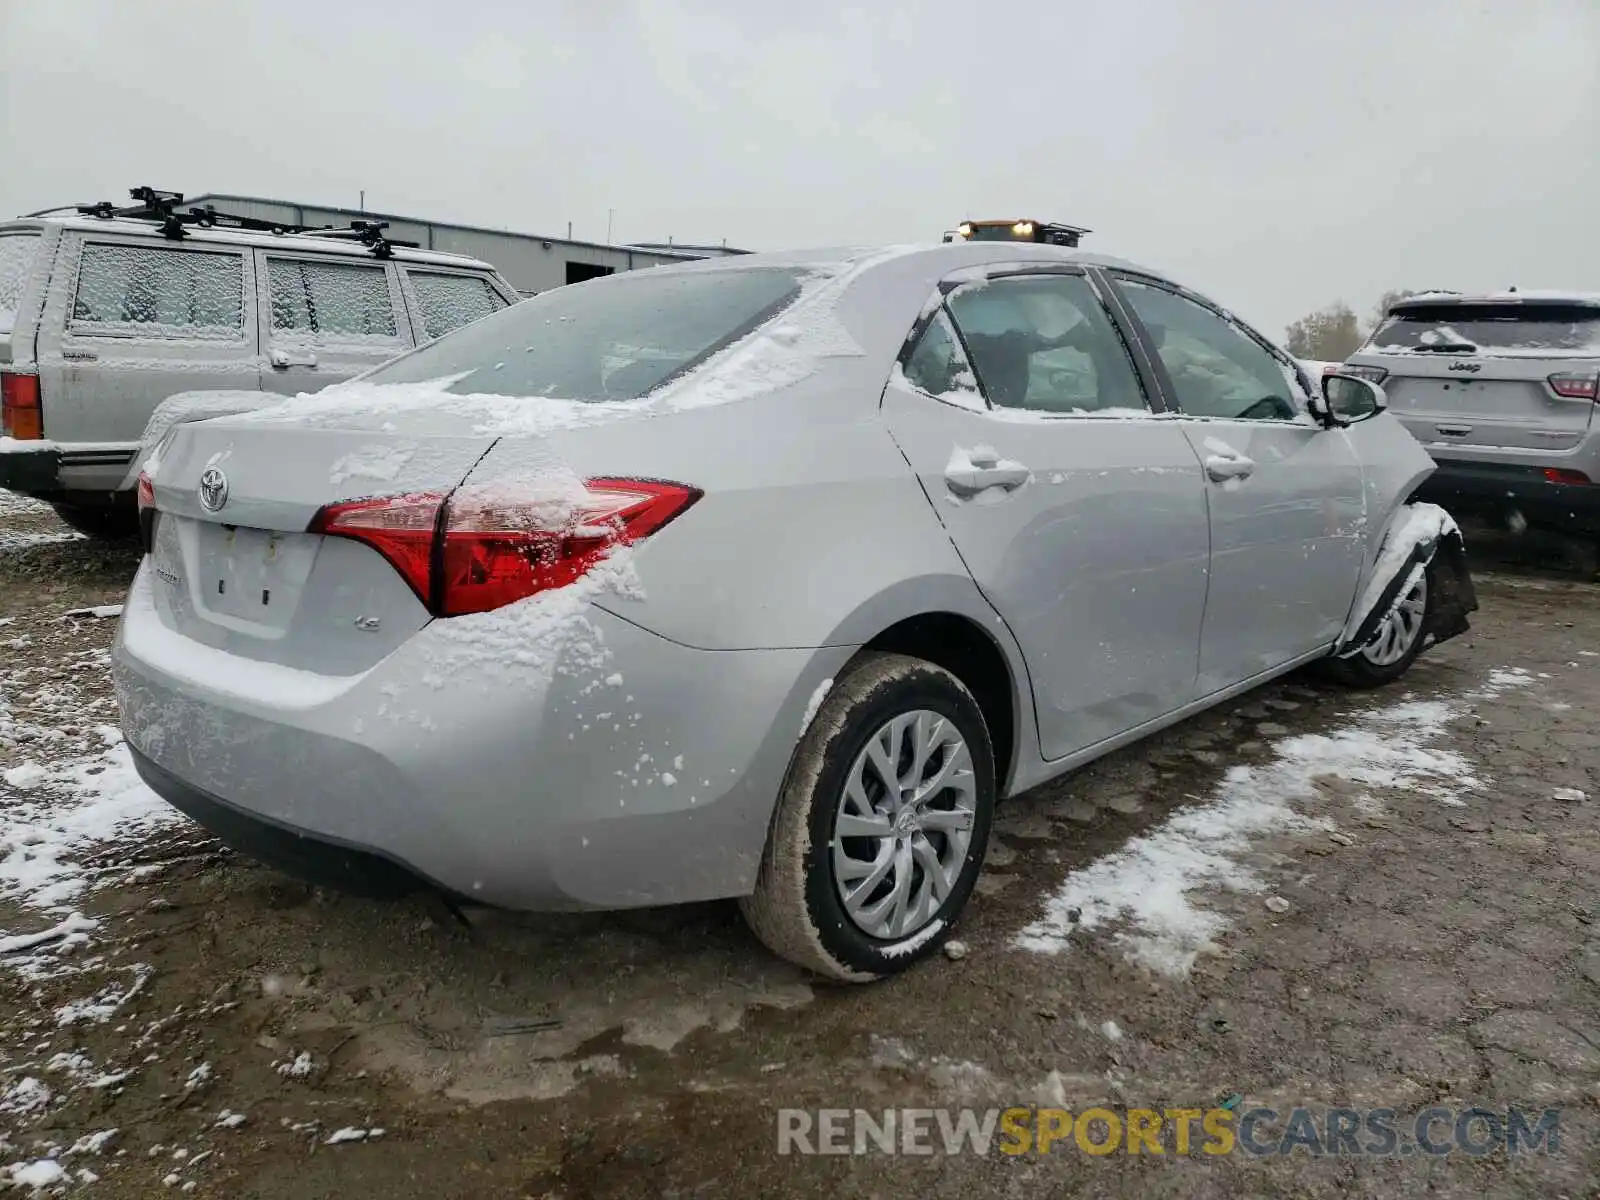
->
[1324,569,1432,688]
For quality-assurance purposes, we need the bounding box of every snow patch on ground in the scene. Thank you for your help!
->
[0,741,178,913]
[0,489,51,517]
[1015,684,1490,975]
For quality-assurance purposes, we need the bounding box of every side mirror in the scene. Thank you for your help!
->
[1320,372,1387,427]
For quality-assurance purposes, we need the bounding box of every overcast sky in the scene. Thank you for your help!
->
[4,0,1597,338]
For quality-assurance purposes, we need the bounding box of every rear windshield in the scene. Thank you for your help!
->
[0,233,42,331]
[365,267,806,400]
[1369,303,1600,354]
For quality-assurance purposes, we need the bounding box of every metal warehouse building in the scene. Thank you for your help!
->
[187,194,749,296]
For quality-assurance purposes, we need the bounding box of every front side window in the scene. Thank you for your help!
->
[267,259,399,342]
[71,244,244,338]
[943,274,1148,414]
[408,271,504,340]
[365,266,805,401]
[1117,278,1300,420]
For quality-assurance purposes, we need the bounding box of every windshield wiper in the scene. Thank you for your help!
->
[1411,341,1479,353]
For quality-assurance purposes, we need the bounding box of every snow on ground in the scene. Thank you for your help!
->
[0,489,51,517]
[1015,669,1530,975]
[0,734,177,915]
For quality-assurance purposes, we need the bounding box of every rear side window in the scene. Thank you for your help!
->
[1369,304,1600,355]
[407,271,504,340]
[267,259,400,342]
[902,311,984,407]
[365,266,805,401]
[944,273,1148,414]
[71,244,245,339]
[0,233,41,331]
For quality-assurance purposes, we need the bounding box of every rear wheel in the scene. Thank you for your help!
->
[1324,568,1430,688]
[49,500,139,541]
[740,653,996,982]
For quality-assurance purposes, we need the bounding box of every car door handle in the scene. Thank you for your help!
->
[269,350,318,369]
[946,465,1031,497]
[1204,454,1255,483]
[1435,424,1472,437]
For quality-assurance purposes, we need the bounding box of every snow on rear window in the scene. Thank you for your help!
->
[268,258,399,343]
[71,244,244,339]
[1370,304,1600,354]
[408,271,502,340]
[0,233,41,330]
[365,267,807,402]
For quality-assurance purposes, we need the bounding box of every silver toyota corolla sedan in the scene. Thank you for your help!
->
[113,242,1477,981]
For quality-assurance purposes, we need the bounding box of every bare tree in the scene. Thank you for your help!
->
[1284,301,1364,361]
[1369,289,1418,332]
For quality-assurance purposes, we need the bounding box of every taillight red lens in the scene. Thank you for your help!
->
[309,491,446,608]
[1543,467,1592,486]
[136,470,155,512]
[1548,372,1599,401]
[438,478,700,616]
[0,371,42,440]
[1339,364,1388,384]
[309,478,700,617]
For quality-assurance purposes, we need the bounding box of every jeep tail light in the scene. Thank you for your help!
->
[1547,372,1599,401]
[310,478,701,617]
[0,371,41,440]
[1543,468,1592,486]
[136,470,155,512]
[1338,364,1387,384]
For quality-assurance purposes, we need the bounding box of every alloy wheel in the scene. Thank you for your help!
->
[1361,570,1428,667]
[830,709,977,941]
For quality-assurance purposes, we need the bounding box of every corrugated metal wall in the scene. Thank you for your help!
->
[187,195,694,296]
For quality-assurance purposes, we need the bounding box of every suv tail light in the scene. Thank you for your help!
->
[1543,467,1592,486]
[310,478,701,617]
[1547,372,1599,401]
[0,371,42,440]
[1337,364,1388,384]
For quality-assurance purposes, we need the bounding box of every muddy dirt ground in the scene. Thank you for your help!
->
[1,497,1598,1198]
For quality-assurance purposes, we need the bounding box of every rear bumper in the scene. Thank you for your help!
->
[0,440,139,497]
[1414,459,1600,535]
[0,442,60,493]
[131,747,441,900]
[113,562,851,910]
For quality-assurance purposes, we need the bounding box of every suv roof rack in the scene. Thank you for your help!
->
[71,187,420,258]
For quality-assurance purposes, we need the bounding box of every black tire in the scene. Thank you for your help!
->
[1322,564,1436,689]
[739,652,996,982]
[49,501,139,541]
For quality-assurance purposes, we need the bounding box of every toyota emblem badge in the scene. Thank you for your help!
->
[198,467,230,512]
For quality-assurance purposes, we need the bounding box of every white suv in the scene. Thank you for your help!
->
[0,189,519,536]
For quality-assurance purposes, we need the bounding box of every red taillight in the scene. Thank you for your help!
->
[1543,467,1592,486]
[1548,372,1599,401]
[136,470,155,512]
[0,371,42,440]
[310,478,700,617]
[1339,364,1388,384]
[309,491,445,609]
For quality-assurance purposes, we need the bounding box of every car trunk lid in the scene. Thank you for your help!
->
[143,411,499,673]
